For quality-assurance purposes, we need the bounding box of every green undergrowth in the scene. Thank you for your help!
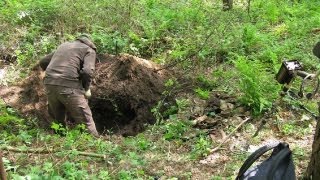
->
[1,0,320,179]
[1,0,320,73]
[0,114,211,179]
[0,97,315,179]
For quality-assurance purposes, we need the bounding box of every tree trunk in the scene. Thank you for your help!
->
[306,104,320,179]
[222,0,233,11]
[0,151,6,180]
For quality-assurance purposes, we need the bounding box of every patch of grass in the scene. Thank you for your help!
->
[196,74,218,90]
[124,134,152,151]
[163,116,190,141]
[280,121,313,137]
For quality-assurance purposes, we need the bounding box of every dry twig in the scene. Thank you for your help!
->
[0,146,107,159]
[210,117,251,153]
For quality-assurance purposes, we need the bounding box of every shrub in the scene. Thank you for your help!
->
[234,56,280,115]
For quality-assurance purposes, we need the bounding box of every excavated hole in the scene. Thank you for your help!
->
[89,97,137,134]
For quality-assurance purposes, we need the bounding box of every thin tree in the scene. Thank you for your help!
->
[305,42,320,179]
[305,107,320,178]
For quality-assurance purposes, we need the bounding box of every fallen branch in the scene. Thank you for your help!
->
[0,146,107,159]
[311,28,320,34]
[210,117,251,153]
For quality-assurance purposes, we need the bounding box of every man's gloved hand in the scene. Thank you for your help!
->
[40,71,46,80]
[85,88,92,99]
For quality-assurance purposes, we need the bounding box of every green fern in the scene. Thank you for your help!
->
[235,56,280,115]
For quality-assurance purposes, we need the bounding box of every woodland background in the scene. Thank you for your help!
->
[0,0,320,179]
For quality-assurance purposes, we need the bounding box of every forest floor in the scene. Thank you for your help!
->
[0,54,317,179]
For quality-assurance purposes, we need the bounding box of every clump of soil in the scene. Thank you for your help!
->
[0,54,172,136]
[0,66,48,125]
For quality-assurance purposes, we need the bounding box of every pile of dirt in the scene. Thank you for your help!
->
[0,66,48,124]
[0,54,172,136]
[91,54,171,135]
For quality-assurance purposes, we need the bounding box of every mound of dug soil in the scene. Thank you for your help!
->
[0,54,171,136]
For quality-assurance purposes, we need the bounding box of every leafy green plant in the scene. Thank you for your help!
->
[118,170,135,180]
[136,138,151,151]
[175,98,190,112]
[242,24,268,54]
[281,123,295,135]
[93,138,113,153]
[196,74,217,90]
[17,130,33,145]
[234,56,280,115]
[190,135,212,159]
[92,28,128,54]
[0,101,21,126]
[124,134,151,151]
[292,146,306,160]
[151,101,164,124]
[152,78,178,123]
[194,87,210,100]
[128,152,145,166]
[97,170,112,180]
[279,121,312,137]
[163,116,189,140]
[162,104,179,118]
[62,161,89,179]
[51,122,67,136]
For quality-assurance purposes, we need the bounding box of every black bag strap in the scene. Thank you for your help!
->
[236,142,281,180]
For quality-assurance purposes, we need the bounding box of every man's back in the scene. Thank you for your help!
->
[46,41,88,80]
[43,39,96,89]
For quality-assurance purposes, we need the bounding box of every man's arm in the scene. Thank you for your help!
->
[39,52,55,71]
[80,49,96,91]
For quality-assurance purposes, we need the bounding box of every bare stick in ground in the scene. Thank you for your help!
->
[0,146,107,160]
[210,117,251,153]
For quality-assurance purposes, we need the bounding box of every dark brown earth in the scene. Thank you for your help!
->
[0,54,172,136]
[91,54,172,136]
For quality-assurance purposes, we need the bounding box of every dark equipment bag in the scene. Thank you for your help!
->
[236,142,296,180]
